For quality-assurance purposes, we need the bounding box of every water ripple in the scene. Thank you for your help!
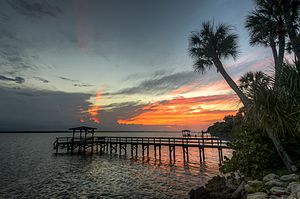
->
[0,133,230,199]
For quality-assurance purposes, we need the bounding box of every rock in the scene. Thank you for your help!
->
[269,195,288,199]
[296,191,300,198]
[231,181,245,199]
[245,184,255,193]
[226,177,239,190]
[246,192,268,199]
[280,174,299,182]
[265,179,285,187]
[263,173,279,182]
[270,186,289,196]
[287,182,300,193]
[269,195,292,199]
[189,176,235,199]
[286,194,297,199]
[248,180,263,186]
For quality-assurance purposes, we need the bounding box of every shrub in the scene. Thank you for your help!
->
[221,125,282,177]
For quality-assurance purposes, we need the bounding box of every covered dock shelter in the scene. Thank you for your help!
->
[69,126,97,140]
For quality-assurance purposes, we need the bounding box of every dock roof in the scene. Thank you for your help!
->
[69,126,97,130]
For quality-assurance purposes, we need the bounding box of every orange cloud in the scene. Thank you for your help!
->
[118,94,240,130]
[80,91,101,124]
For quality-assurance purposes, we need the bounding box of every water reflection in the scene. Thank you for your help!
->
[0,133,231,199]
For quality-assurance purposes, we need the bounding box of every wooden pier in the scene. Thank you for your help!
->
[53,126,229,164]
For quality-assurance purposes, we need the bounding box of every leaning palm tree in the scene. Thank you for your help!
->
[246,0,286,78]
[240,70,299,172]
[188,21,249,105]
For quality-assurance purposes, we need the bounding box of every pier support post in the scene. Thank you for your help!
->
[218,148,223,164]
[182,146,189,163]
[169,145,175,162]
[131,144,138,158]
[159,145,161,160]
[147,144,149,158]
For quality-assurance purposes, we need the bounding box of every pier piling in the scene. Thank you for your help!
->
[54,135,229,164]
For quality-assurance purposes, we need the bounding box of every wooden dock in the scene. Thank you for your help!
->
[53,136,229,164]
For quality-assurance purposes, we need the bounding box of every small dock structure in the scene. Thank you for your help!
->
[182,129,191,137]
[53,126,229,164]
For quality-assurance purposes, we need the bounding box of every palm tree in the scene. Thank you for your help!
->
[188,21,297,172]
[239,71,270,99]
[239,70,299,172]
[188,21,250,105]
[279,0,300,61]
[245,0,286,77]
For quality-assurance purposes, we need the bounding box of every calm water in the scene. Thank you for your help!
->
[0,132,231,199]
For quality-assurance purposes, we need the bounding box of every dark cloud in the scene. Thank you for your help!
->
[0,29,15,40]
[0,86,163,131]
[0,0,60,77]
[33,77,49,83]
[0,28,37,74]
[58,76,77,82]
[73,83,93,87]
[105,71,200,96]
[0,13,9,24]
[6,0,61,17]
[94,101,150,131]
[58,76,94,87]
[0,75,25,84]
[0,87,91,131]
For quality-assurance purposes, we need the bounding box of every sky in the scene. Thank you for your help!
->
[0,0,275,131]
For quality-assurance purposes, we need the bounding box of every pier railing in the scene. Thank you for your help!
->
[92,136,228,148]
[53,136,229,164]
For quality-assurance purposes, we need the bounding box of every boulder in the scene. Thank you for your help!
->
[246,192,268,199]
[270,186,289,196]
[263,174,279,182]
[269,195,288,199]
[296,191,300,199]
[248,180,263,187]
[286,194,297,199]
[231,181,246,199]
[265,179,285,187]
[245,184,255,193]
[287,182,300,194]
[280,174,299,182]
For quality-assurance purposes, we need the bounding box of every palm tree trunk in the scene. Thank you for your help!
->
[265,125,297,172]
[270,37,278,67]
[277,34,285,68]
[275,34,285,81]
[281,1,300,60]
[212,57,250,106]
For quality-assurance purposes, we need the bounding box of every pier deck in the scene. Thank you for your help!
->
[53,136,229,163]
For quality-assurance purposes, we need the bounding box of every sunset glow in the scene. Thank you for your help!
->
[118,94,240,129]
[80,91,101,124]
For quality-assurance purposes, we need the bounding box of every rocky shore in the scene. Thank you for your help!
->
[189,173,300,199]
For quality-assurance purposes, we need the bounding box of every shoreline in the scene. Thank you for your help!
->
[189,172,300,199]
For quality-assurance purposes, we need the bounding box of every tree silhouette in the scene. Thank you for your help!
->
[188,21,249,105]
[239,69,299,172]
[246,0,286,78]
[279,0,300,61]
